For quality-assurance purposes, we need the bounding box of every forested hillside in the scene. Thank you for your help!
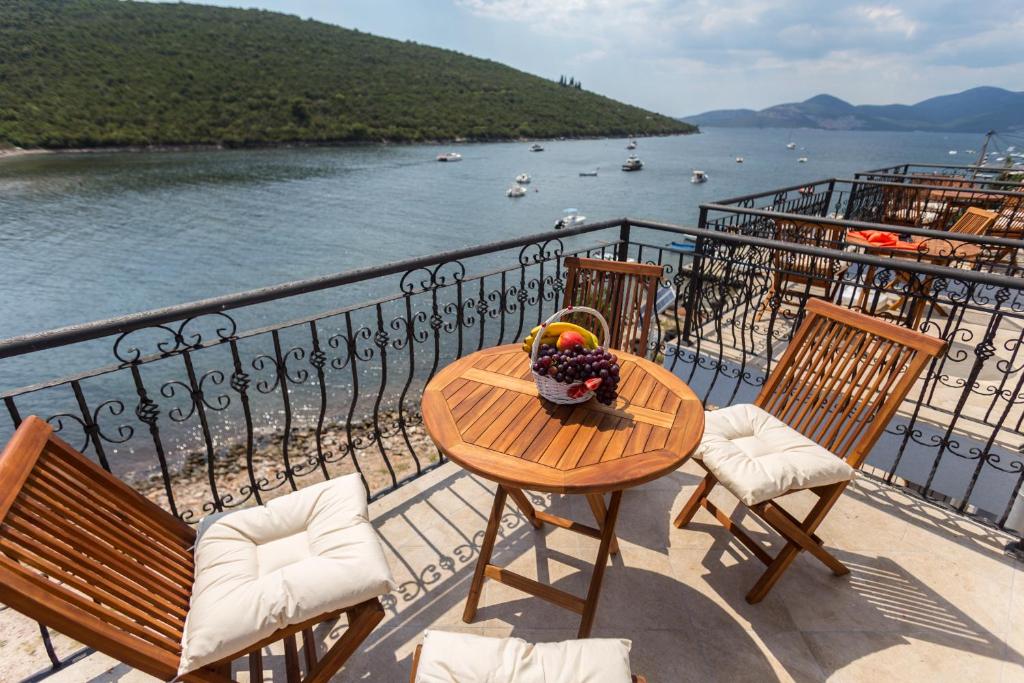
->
[0,0,695,148]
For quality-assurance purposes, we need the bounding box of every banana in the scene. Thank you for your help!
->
[521,332,560,353]
[524,322,600,349]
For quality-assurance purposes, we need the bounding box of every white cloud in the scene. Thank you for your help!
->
[855,5,918,38]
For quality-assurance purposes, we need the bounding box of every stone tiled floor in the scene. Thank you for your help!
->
[42,459,1024,682]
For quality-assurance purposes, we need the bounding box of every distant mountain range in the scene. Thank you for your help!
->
[682,87,1024,133]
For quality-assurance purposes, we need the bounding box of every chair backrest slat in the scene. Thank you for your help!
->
[0,417,196,677]
[756,299,946,468]
[563,256,664,353]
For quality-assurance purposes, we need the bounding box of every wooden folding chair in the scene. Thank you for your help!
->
[0,417,384,682]
[946,206,998,236]
[673,299,946,603]
[756,218,848,320]
[563,256,665,354]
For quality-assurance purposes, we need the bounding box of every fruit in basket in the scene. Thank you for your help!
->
[521,322,599,352]
[532,343,621,405]
[555,330,587,351]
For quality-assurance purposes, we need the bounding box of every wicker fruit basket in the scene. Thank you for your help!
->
[530,306,610,405]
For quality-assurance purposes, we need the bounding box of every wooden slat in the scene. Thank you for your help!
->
[555,411,604,470]
[474,393,535,450]
[461,390,519,443]
[534,406,590,467]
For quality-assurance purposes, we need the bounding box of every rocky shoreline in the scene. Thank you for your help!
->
[133,411,439,516]
[0,130,700,162]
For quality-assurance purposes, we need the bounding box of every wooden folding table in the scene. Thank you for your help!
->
[422,344,704,637]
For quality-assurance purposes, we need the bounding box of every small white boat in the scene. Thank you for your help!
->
[554,208,587,230]
[436,152,462,162]
[506,185,527,198]
[786,142,797,150]
[735,156,744,163]
[948,150,958,155]
[622,154,643,172]
[530,143,544,152]
[626,140,637,150]
[579,169,598,177]
[798,156,808,163]
[515,173,531,184]
[691,169,708,183]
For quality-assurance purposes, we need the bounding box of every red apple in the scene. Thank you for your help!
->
[556,330,586,351]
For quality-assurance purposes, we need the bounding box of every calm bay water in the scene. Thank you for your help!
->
[0,127,983,392]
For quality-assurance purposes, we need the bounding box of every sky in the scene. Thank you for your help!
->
[153,1,1024,116]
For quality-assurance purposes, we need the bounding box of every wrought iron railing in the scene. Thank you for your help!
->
[2,216,1023,680]
[857,162,1024,184]
[707,172,1024,239]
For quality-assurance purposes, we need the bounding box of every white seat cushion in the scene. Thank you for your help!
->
[695,404,854,506]
[414,630,633,683]
[178,474,395,675]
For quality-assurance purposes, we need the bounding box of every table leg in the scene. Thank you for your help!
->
[505,486,542,529]
[578,490,623,638]
[463,485,508,623]
[585,493,619,556]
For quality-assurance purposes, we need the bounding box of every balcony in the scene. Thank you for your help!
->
[1,166,1022,681]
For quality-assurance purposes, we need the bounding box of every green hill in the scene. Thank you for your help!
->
[0,0,695,148]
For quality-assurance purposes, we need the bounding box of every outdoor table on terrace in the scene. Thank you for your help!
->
[422,343,704,637]
[845,231,980,328]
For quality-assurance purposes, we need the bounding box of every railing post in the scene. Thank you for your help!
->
[823,179,836,217]
[680,208,708,345]
[1007,539,1024,562]
[616,220,631,261]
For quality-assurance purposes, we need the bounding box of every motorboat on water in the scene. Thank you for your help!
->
[735,156,744,163]
[948,150,958,155]
[579,169,599,177]
[530,143,544,152]
[554,208,586,230]
[515,173,531,184]
[622,154,643,171]
[691,169,708,183]
[667,239,696,254]
[626,140,637,150]
[436,152,462,162]
[798,156,808,163]
[506,185,527,198]
[786,142,797,150]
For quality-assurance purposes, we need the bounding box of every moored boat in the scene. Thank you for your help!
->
[506,185,526,198]
[579,169,599,177]
[530,143,544,152]
[515,173,531,184]
[621,154,643,172]
[798,156,808,163]
[436,152,462,162]
[553,208,586,230]
[736,156,744,163]
[691,169,708,183]
[626,140,637,150]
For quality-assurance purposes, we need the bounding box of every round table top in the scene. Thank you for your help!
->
[421,344,705,494]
